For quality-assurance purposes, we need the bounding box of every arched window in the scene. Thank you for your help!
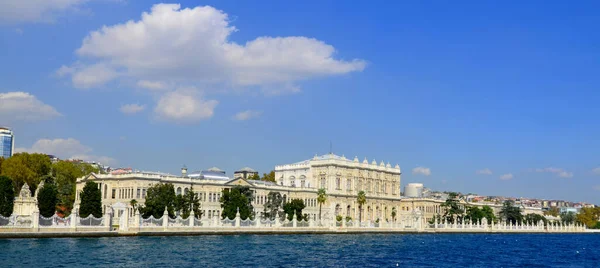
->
[184,188,189,195]
[177,187,182,196]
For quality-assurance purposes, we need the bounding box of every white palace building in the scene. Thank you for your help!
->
[75,153,406,223]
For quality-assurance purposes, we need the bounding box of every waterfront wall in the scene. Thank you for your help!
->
[0,207,589,237]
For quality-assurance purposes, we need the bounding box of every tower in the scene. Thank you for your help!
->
[181,165,188,177]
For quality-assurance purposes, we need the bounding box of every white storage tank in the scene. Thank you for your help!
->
[404,183,424,198]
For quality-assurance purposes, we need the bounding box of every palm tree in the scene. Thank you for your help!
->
[130,199,138,212]
[317,188,327,221]
[357,191,366,222]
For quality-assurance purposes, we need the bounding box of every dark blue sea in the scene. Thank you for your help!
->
[1,234,599,267]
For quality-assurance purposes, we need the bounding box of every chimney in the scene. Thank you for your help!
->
[181,165,188,177]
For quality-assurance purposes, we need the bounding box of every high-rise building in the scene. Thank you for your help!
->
[0,127,14,158]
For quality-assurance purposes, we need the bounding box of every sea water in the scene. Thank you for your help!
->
[1,233,599,267]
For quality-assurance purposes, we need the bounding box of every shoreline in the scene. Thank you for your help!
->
[0,229,596,239]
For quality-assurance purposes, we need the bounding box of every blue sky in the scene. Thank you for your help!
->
[1,1,599,203]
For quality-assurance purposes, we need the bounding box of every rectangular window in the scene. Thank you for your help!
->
[142,189,146,198]
[336,177,341,190]
[137,189,140,198]
[112,189,116,199]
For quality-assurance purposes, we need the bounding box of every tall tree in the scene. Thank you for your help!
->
[248,173,260,180]
[263,191,283,220]
[140,183,176,218]
[317,188,327,221]
[499,200,523,224]
[0,175,14,217]
[37,181,59,217]
[560,211,577,225]
[466,206,484,223]
[174,187,202,219]
[481,205,496,223]
[260,171,276,183]
[283,199,306,221]
[524,213,546,225]
[1,153,51,194]
[79,181,102,218]
[220,186,254,220]
[0,157,4,174]
[52,161,98,216]
[441,192,464,223]
[357,190,366,222]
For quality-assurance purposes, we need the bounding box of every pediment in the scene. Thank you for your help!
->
[225,177,254,187]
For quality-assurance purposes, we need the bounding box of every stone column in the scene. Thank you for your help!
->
[256,216,261,228]
[293,217,297,228]
[133,209,140,229]
[70,210,78,230]
[275,214,280,227]
[189,211,195,227]
[104,209,112,231]
[162,207,169,231]
[32,208,40,232]
[235,208,241,227]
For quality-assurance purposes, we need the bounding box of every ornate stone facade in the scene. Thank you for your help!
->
[275,153,402,222]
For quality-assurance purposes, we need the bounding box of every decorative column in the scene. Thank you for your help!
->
[256,216,261,228]
[293,217,297,228]
[189,210,195,227]
[32,208,40,232]
[133,209,140,229]
[70,210,78,230]
[104,209,112,231]
[235,208,241,227]
[275,214,280,227]
[162,207,169,231]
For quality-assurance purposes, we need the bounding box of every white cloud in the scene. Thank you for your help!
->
[0,92,61,122]
[154,89,218,123]
[534,167,573,178]
[0,0,87,24]
[412,167,431,176]
[120,103,145,114]
[499,173,514,180]
[233,110,262,121]
[476,168,492,175]
[16,138,116,166]
[137,80,168,91]
[61,4,365,91]
[592,167,600,175]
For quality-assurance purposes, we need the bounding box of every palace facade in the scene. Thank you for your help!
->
[74,153,405,223]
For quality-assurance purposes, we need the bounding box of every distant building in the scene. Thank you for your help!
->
[0,127,14,158]
[234,167,258,179]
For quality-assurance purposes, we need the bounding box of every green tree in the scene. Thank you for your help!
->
[317,188,327,221]
[79,181,102,218]
[37,181,59,217]
[174,187,202,219]
[357,190,366,222]
[130,199,138,212]
[1,153,51,194]
[576,207,600,228]
[260,171,276,183]
[441,192,464,223]
[52,161,98,216]
[220,186,254,220]
[262,191,283,220]
[391,207,397,222]
[283,199,306,221]
[0,175,14,217]
[140,183,176,218]
[499,200,523,224]
[0,157,4,174]
[248,173,260,180]
[481,205,496,223]
[466,206,485,223]
[560,211,577,225]
[524,213,546,225]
